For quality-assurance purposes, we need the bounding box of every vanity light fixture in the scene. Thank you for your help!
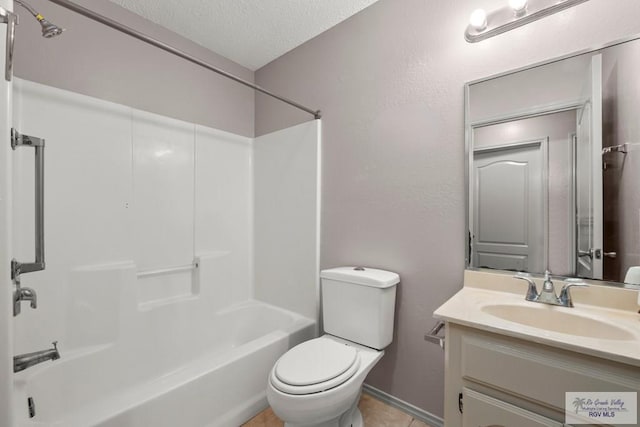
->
[469,9,488,31]
[465,0,590,43]
[508,0,528,16]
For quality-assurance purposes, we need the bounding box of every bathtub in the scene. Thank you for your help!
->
[13,300,316,427]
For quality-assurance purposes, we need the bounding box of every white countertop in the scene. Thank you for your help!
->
[434,271,640,368]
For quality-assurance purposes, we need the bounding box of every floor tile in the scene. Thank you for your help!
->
[409,419,433,427]
[242,393,432,427]
[242,407,284,427]
[358,393,413,427]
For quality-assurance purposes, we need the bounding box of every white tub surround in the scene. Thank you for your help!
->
[253,121,321,321]
[435,270,640,367]
[10,79,320,426]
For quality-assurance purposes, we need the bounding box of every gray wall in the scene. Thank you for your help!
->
[13,0,254,137]
[255,0,640,417]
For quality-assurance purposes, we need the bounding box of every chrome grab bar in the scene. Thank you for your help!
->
[424,320,446,350]
[0,6,17,81]
[11,129,45,281]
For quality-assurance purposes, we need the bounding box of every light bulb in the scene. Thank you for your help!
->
[509,0,528,15]
[469,9,488,31]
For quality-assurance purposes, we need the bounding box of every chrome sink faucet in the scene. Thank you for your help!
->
[538,270,561,305]
[514,271,588,308]
[14,341,60,373]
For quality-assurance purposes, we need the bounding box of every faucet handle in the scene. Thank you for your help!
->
[513,273,539,301]
[563,278,588,287]
[559,279,589,307]
[21,287,37,309]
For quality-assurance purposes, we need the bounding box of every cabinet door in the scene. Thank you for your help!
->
[463,389,563,427]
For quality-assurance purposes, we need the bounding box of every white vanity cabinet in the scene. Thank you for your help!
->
[444,323,640,427]
[463,389,563,427]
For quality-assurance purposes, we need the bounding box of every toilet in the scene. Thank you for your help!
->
[267,266,399,427]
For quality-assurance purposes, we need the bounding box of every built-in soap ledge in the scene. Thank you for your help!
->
[136,259,200,309]
[136,262,198,279]
[135,251,241,311]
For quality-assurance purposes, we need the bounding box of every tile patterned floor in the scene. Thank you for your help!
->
[242,393,434,427]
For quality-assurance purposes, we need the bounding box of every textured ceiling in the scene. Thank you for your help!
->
[108,0,381,70]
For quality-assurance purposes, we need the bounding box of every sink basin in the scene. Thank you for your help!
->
[481,304,635,341]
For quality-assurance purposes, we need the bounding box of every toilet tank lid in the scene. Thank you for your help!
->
[320,267,399,288]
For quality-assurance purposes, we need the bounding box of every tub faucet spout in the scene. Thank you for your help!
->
[14,341,60,373]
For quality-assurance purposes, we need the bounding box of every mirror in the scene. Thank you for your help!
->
[466,37,640,288]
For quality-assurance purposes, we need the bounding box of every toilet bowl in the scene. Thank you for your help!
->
[266,266,399,427]
[267,335,383,427]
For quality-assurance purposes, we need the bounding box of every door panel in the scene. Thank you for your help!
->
[473,142,545,272]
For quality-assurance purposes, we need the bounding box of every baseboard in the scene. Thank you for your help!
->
[362,384,444,427]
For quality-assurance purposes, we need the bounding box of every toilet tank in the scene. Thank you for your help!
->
[320,267,399,350]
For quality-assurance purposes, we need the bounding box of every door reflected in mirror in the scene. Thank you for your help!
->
[467,39,640,287]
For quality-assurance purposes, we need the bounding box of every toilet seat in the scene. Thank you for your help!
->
[270,337,361,395]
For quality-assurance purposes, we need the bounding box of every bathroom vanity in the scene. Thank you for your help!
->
[435,270,640,427]
[447,30,640,427]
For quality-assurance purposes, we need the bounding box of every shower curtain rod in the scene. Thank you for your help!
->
[47,0,322,119]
